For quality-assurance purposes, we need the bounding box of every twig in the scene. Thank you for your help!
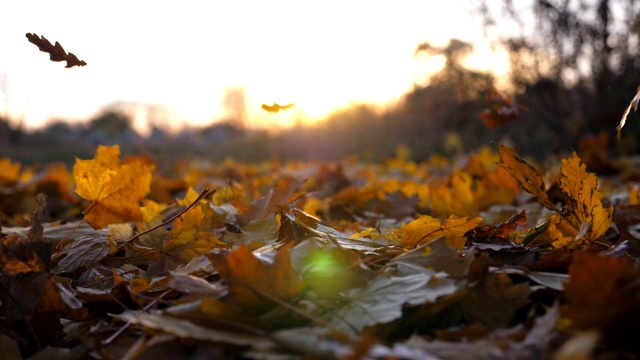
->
[125,188,212,244]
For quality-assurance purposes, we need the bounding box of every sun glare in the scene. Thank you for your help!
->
[1,1,509,132]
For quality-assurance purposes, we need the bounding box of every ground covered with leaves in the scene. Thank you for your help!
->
[2,143,640,359]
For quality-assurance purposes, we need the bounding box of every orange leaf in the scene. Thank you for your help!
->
[497,145,559,212]
[396,214,482,250]
[207,243,304,314]
[480,88,526,128]
[562,252,640,349]
[558,152,613,244]
[0,158,21,186]
[237,177,306,226]
[73,145,155,229]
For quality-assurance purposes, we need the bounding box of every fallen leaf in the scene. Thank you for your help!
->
[208,243,304,314]
[562,252,640,352]
[73,145,155,229]
[497,145,559,212]
[0,158,21,185]
[237,177,305,226]
[461,272,532,328]
[54,235,117,274]
[389,236,475,278]
[331,273,459,332]
[162,204,224,262]
[465,210,526,249]
[114,312,272,348]
[557,152,613,245]
[396,214,482,250]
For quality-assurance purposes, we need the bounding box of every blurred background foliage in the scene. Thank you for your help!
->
[2,0,640,166]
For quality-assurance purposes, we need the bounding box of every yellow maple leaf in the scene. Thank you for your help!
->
[177,187,200,206]
[73,145,155,229]
[395,214,482,250]
[557,152,613,244]
[547,214,579,248]
[134,200,169,249]
[162,204,224,262]
[430,172,477,217]
[497,145,559,212]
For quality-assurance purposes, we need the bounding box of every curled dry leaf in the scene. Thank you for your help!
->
[26,33,87,68]
[497,145,559,212]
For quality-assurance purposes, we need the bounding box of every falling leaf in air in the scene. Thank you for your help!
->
[498,145,560,212]
[616,84,640,138]
[480,88,526,128]
[73,145,155,229]
[262,103,295,113]
[395,214,482,250]
[26,33,87,68]
[207,243,304,314]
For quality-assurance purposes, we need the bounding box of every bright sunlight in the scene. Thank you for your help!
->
[0,1,508,133]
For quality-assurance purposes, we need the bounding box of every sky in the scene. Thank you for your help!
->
[0,1,509,134]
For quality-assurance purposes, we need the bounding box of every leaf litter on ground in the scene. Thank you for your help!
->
[2,143,640,358]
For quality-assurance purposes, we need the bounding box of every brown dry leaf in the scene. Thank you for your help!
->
[262,103,295,113]
[0,194,49,275]
[207,243,304,314]
[497,144,559,212]
[480,88,526,129]
[562,252,640,351]
[465,210,526,249]
[396,214,482,250]
[461,272,532,329]
[430,173,478,217]
[26,33,87,68]
[73,145,155,229]
[558,152,613,244]
[0,233,46,275]
[237,177,306,226]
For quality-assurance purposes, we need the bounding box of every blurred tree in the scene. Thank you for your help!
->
[89,109,133,137]
[475,0,640,141]
[415,38,494,101]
